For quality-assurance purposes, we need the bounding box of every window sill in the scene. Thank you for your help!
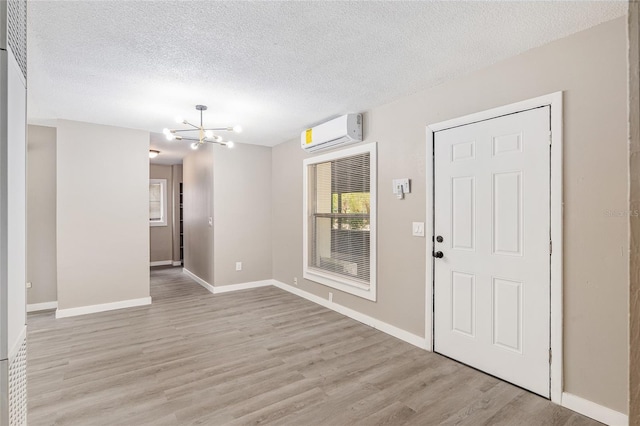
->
[304,268,376,301]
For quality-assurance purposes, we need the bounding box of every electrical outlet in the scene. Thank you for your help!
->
[293,277,298,285]
[329,292,333,302]
[235,262,242,271]
[26,282,32,289]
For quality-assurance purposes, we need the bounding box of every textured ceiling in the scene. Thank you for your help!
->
[28,1,626,162]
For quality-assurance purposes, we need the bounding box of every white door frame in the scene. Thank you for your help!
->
[425,92,563,403]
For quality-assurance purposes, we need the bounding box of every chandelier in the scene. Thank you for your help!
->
[163,105,241,150]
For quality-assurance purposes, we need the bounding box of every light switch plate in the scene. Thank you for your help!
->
[393,178,411,195]
[412,222,425,237]
[235,262,242,271]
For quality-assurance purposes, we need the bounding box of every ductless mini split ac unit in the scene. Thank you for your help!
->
[301,114,363,152]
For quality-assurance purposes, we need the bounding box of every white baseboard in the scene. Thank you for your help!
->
[55,297,152,319]
[272,280,428,350]
[27,301,58,312]
[150,260,173,267]
[182,269,272,295]
[183,268,215,293]
[561,392,628,426]
[172,261,182,267]
[213,280,272,294]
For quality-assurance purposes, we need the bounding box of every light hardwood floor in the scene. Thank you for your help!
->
[27,267,600,426]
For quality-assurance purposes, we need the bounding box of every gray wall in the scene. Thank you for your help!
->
[628,2,640,424]
[150,164,174,263]
[183,145,214,284]
[272,17,628,413]
[26,125,57,305]
[213,144,272,286]
[56,120,150,309]
[172,164,183,263]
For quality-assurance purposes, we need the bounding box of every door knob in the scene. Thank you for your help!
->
[433,251,444,259]
[436,236,443,243]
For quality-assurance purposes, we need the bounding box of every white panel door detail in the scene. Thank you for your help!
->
[434,107,551,397]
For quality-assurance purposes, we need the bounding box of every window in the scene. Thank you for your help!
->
[149,178,168,227]
[303,142,377,301]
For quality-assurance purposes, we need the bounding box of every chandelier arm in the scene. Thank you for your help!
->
[204,127,232,131]
[172,129,199,133]
[202,139,227,146]
[180,136,201,142]
[184,122,200,130]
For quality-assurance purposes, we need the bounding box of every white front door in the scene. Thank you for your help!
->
[434,106,551,397]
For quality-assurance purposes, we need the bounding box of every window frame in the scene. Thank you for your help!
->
[302,142,377,301]
[149,178,168,227]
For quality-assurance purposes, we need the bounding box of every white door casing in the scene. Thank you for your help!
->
[433,106,551,397]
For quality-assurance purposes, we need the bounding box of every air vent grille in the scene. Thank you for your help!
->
[8,338,27,426]
[7,0,27,80]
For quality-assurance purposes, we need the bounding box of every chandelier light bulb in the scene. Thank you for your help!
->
[233,125,242,133]
[190,142,199,150]
[175,116,184,124]
[205,130,214,138]
[165,133,175,141]
[162,128,170,135]
[227,141,235,149]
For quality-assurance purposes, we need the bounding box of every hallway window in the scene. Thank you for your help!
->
[303,142,377,301]
[149,179,168,227]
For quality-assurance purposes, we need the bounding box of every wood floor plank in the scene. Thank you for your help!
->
[26,266,602,425]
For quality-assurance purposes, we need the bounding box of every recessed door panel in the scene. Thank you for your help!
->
[493,133,522,156]
[451,272,475,337]
[451,141,475,162]
[451,177,475,251]
[493,278,522,353]
[493,171,523,256]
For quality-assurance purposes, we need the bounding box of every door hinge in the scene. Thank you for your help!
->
[549,240,552,255]
[549,131,552,146]
[549,348,552,364]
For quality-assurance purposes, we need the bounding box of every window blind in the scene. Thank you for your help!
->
[149,183,162,221]
[308,152,371,286]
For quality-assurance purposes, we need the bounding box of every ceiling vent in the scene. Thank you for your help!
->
[6,0,27,80]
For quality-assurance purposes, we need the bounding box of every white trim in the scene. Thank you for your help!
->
[183,268,215,293]
[561,393,628,426]
[213,280,272,294]
[426,91,564,403]
[302,142,378,301]
[150,260,173,267]
[27,301,58,312]
[172,261,182,267]
[55,297,152,319]
[424,122,435,352]
[272,280,427,349]
[182,269,272,294]
[7,326,26,364]
[549,92,564,404]
[429,92,562,132]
